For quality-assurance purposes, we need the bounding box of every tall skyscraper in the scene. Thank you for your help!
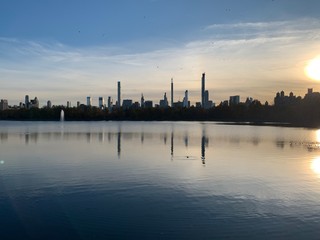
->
[201,73,205,108]
[183,90,189,108]
[171,78,174,107]
[25,95,29,109]
[141,93,145,108]
[117,81,121,108]
[107,96,112,110]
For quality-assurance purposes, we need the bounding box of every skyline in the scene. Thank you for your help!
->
[3,79,318,109]
[1,0,320,105]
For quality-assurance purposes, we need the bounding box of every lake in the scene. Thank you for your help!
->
[0,121,320,239]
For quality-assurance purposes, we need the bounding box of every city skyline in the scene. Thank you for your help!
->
[1,1,320,105]
[3,81,318,109]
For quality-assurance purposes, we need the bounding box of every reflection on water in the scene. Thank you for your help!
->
[1,121,320,239]
[311,157,320,176]
[12,123,211,163]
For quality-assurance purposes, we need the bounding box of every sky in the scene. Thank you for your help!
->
[1,0,320,106]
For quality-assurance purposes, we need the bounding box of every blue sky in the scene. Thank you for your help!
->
[1,0,320,106]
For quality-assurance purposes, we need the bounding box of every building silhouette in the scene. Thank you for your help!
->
[144,100,153,108]
[141,94,145,108]
[122,99,133,109]
[229,95,240,106]
[87,96,92,107]
[25,95,29,109]
[24,96,39,109]
[171,78,174,107]
[117,81,121,108]
[201,73,205,108]
[99,97,104,109]
[0,99,8,110]
[183,90,189,108]
[107,96,112,110]
[160,92,169,108]
[47,100,52,109]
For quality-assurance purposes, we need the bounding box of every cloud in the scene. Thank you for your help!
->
[0,18,320,106]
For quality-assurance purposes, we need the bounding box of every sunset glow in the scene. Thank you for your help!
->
[311,157,320,176]
[305,56,320,81]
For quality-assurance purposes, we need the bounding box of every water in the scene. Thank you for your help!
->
[0,121,320,239]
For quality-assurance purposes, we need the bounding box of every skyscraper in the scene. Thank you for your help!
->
[99,97,104,109]
[25,95,29,109]
[160,92,168,108]
[117,81,121,108]
[201,73,205,108]
[183,90,189,108]
[87,96,92,107]
[107,96,112,110]
[141,93,145,108]
[0,99,8,110]
[171,78,173,107]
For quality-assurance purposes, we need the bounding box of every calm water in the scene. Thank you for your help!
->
[1,121,320,239]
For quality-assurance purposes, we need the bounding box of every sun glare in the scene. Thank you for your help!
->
[305,56,320,81]
[311,157,320,176]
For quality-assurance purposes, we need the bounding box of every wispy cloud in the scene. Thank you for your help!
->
[0,18,320,105]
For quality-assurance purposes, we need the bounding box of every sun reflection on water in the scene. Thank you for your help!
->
[311,157,320,176]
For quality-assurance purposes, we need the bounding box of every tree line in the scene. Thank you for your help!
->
[0,99,319,127]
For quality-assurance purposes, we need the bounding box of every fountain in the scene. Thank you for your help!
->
[60,109,65,121]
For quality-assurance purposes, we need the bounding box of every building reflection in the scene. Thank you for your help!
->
[24,132,38,145]
[99,132,104,142]
[171,130,174,161]
[0,132,8,143]
[2,123,213,165]
[184,132,188,148]
[117,125,121,158]
[201,126,208,165]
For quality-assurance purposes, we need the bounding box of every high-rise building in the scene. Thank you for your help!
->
[201,73,205,108]
[229,95,240,106]
[122,99,132,109]
[171,78,174,107]
[25,95,29,109]
[117,81,121,108]
[183,90,189,108]
[0,99,8,110]
[67,101,71,108]
[141,94,145,108]
[29,97,39,108]
[99,97,104,109]
[87,96,92,107]
[47,100,52,108]
[204,90,209,108]
[107,96,112,110]
[77,101,80,108]
[160,92,169,108]
[144,101,153,108]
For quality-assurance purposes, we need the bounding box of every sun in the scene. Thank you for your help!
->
[305,56,320,81]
